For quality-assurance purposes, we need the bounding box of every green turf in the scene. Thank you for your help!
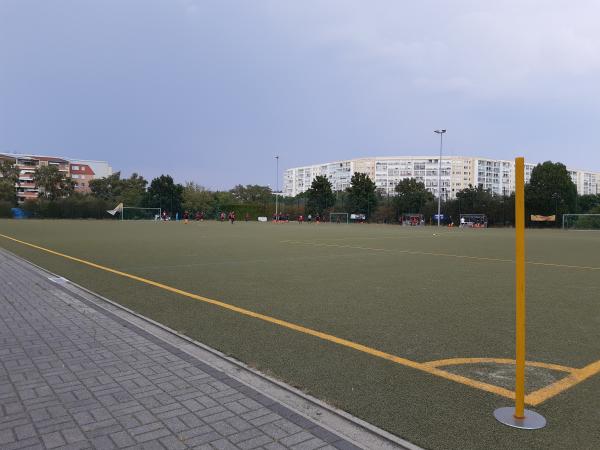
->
[1,219,599,449]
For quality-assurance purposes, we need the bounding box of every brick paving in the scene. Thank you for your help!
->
[0,249,364,450]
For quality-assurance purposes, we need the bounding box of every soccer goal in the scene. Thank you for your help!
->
[330,212,349,224]
[121,207,161,220]
[460,214,488,228]
[108,203,160,220]
[401,213,424,226]
[562,214,600,230]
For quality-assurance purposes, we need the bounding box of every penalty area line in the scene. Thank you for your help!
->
[281,240,600,271]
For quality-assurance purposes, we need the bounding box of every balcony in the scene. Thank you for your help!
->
[17,191,38,198]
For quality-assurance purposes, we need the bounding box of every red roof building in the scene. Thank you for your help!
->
[70,163,95,192]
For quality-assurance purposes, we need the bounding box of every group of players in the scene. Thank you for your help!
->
[274,213,322,223]
[180,211,251,224]
[161,210,327,224]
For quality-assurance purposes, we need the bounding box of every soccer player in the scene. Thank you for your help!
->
[183,211,189,224]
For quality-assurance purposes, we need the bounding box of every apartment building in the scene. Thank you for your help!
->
[283,156,600,199]
[0,153,113,202]
[69,163,95,193]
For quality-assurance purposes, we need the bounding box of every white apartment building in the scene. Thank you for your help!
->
[283,156,599,199]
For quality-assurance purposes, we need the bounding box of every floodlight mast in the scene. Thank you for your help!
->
[434,129,446,227]
[275,156,279,219]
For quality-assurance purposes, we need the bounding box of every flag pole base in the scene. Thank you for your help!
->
[494,407,546,430]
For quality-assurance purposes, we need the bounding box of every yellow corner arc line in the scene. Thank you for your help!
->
[424,358,575,373]
[1,233,599,405]
[526,360,600,406]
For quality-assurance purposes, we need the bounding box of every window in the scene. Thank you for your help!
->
[72,165,79,170]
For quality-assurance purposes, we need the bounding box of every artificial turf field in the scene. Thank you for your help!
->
[1,219,599,449]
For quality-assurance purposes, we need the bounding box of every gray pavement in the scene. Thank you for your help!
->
[0,249,408,450]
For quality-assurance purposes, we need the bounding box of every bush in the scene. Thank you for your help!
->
[0,200,13,218]
[19,195,112,219]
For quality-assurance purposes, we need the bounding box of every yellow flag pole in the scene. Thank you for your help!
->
[514,156,526,418]
[494,157,546,429]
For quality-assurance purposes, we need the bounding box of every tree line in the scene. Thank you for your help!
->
[1,160,599,225]
[299,161,600,226]
[0,163,278,219]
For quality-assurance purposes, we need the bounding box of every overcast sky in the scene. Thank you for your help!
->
[1,1,599,189]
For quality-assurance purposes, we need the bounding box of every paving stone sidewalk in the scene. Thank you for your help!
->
[0,250,364,450]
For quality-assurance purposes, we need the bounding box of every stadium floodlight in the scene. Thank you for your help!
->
[434,129,446,227]
[275,155,279,219]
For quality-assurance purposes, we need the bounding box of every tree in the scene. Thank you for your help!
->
[0,160,19,185]
[525,161,577,224]
[346,172,378,218]
[182,182,213,213]
[577,194,600,214]
[120,173,147,207]
[33,165,73,200]
[89,172,147,206]
[146,175,184,213]
[306,175,335,216]
[89,172,123,201]
[455,185,494,213]
[0,160,20,205]
[443,185,512,226]
[229,185,272,204]
[393,178,434,216]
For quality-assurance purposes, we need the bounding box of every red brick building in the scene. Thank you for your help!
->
[69,163,95,193]
[0,153,111,202]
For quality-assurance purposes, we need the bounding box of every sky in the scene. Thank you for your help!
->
[1,0,600,190]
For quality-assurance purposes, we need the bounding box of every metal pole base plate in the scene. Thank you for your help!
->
[494,407,546,429]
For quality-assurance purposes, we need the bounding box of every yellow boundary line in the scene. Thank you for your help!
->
[1,233,599,405]
[281,240,600,271]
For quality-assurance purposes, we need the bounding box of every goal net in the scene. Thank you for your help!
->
[401,213,424,226]
[122,207,161,220]
[562,214,600,230]
[460,214,487,228]
[330,212,349,224]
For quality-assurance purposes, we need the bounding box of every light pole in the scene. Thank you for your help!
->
[552,192,560,227]
[434,129,446,226]
[275,156,279,220]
